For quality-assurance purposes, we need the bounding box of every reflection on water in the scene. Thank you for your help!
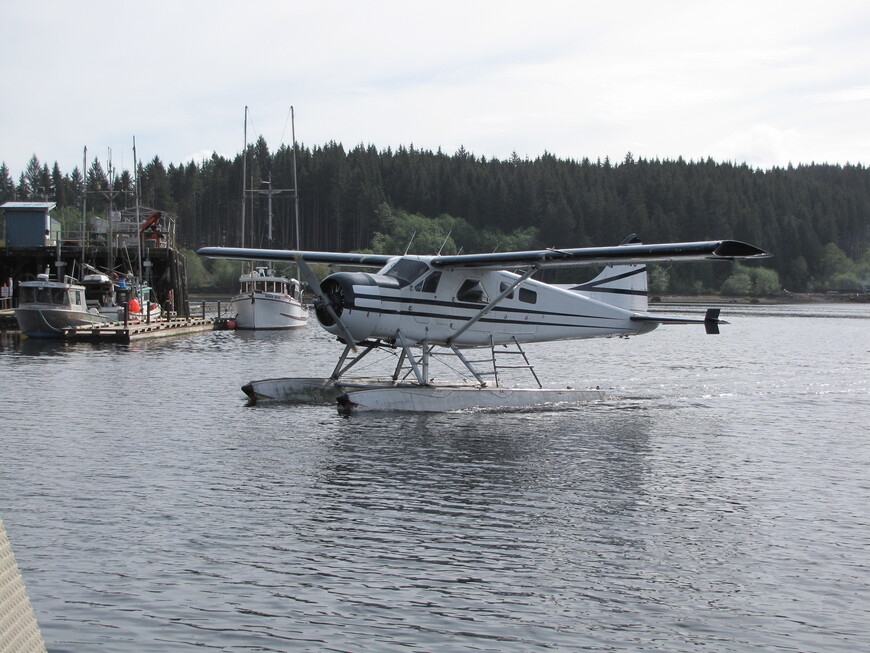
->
[1,304,868,652]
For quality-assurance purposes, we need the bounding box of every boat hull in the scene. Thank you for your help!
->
[232,293,308,330]
[15,306,111,338]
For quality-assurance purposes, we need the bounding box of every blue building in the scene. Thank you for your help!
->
[1,201,61,248]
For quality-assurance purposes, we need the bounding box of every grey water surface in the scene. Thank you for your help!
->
[1,304,868,652]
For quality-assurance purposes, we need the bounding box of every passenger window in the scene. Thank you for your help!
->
[519,287,537,304]
[457,279,489,303]
[499,282,515,299]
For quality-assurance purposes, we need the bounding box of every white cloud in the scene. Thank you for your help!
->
[715,125,802,169]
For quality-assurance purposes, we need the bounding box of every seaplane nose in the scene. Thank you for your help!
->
[315,274,349,327]
[313,272,381,343]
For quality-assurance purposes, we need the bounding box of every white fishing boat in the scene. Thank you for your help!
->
[15,273,112,338]
[230,106,309,331]
[231,266,308,330]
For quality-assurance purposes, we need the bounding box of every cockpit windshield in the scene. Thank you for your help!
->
[382,258,430,287]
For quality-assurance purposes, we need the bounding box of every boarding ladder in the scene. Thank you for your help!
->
[410,338,542,388]
[488,337,542,388]
[387,335,542,388]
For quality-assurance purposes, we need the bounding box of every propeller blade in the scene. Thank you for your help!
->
[295,255,357,351]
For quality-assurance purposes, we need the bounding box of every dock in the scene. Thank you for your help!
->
[61,316,224,343]
[0,309,16,330]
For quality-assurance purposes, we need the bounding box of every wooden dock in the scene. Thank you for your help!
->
[62,316,224,343]
[0,308,16,330]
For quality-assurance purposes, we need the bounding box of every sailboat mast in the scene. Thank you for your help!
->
[133,136,142,280]
[266,177,273,244]
[241,106,247,248]
[291,106,301,249]
[107,149,114,275]
[81,146,87,273]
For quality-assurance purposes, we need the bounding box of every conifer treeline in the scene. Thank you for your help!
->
[2,141,868,291]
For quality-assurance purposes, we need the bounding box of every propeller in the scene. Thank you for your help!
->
[295,255,358,351]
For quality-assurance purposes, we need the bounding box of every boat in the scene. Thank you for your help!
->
[15,270,163,338]
[81,273,161,323]
[15,273,113,338]
[231,266,308,330]
[230,106,308,331]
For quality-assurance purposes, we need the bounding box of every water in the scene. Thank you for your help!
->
[1,304,868,652]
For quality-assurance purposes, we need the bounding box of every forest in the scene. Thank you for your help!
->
[2,140,869,294]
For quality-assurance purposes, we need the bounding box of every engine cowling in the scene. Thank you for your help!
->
[314,272,400,343]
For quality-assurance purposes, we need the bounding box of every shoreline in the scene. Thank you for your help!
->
[654,292,869,305]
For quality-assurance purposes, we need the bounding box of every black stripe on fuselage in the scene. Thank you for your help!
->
[569,266,648,295]
[347,292,635,332]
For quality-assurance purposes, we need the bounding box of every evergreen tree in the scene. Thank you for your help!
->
[5,145,869,293]
[87,158,110,214]
[0,163,15,202]
[23,155,42,199]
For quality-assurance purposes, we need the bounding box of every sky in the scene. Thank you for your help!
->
[2,0,869,178]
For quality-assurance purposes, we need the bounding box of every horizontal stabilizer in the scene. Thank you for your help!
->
[632,307,728,334]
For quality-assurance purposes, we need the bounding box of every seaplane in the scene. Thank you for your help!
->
[198,235,769,412]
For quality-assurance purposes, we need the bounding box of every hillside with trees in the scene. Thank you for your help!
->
[2,141,868,294]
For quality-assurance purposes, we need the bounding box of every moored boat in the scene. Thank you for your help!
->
[231,266,307,330]
[15,273,112,338]
[81,272,162,322]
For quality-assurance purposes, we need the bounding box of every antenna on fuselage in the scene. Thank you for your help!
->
[403,231,417,256]
[437,231,452,255]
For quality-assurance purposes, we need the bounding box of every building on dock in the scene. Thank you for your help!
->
[1,201,190,317]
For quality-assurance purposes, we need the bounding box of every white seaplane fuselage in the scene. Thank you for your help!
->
[317,257,654,347]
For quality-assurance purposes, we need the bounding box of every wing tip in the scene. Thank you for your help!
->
[713,240,771,259]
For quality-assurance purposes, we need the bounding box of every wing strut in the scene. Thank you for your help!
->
[446,266,538,346]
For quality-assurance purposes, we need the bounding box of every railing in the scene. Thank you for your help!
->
[184,300,231,320]
[58,227,176,252]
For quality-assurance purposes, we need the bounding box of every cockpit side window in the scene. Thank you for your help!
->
[383,259,430,287]
[415,271,442,293]
[457,278,489,303]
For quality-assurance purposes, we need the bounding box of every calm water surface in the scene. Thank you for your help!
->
[1,304,868,652]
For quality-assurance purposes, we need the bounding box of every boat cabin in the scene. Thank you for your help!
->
[19,275,87,311]
[81,273,117,310]
[240,267,303,299]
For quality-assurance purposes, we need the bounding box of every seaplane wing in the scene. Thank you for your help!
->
[196,246,392,268]
[429,239,769,270]
[198,239,768,272]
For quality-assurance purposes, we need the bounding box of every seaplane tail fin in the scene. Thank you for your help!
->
[554,234,648,312]
[558,263,649,312]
